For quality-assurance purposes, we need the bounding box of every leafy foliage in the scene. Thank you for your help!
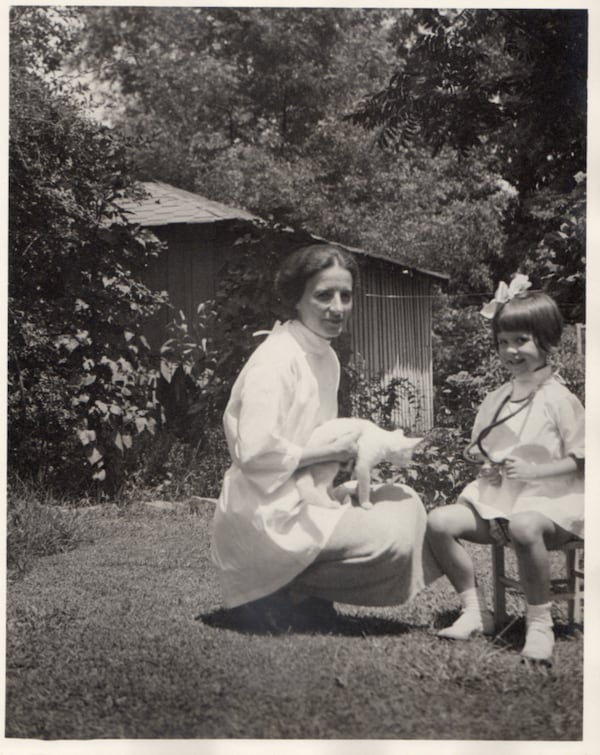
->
[350,8,587,320]
[74,7,400,164]
[9,8,168,494]
[195,128,511,294]
[351,9,586,189]
[70,6,590,303]
[10,7,586,503]
[157,225,291,442]
[68,7,510,294]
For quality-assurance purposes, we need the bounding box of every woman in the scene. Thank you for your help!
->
[210,244,440,629]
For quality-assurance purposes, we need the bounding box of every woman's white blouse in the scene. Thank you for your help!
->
[210,320,349,608]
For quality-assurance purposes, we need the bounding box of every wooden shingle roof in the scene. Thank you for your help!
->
[120,181,448,283]
[118,181,257,226]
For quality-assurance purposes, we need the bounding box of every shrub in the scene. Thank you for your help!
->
[9,9,168,495]
[555,324,585,404]
[390,427,475,508]
[122,427,229,502]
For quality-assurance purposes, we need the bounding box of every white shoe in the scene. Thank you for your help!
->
[437,609,495,640]
[521,622,554,663]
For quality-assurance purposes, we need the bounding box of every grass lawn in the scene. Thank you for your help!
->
[5,501,583,741]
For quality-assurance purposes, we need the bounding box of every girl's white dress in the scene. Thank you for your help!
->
[458,367,584,539]
[210,320,349,608]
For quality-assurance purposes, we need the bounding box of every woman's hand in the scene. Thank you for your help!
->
[327,430,360,463]
[298,429,359,469]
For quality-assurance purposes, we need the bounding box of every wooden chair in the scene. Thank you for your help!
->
[491,539,584,628]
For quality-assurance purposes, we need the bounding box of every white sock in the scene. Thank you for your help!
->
[522,603,554,662]
[526,602,552,626]
[459,585,487,614]
[438,585,494,640]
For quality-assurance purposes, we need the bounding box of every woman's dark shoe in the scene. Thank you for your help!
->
[292,597,338,631]
[231,593,338,632]
[232,590,296,632]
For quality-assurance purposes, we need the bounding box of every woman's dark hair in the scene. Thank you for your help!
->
[492,291,564,352]
[275,243,359,317]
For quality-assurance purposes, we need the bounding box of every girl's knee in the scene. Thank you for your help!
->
[427,505,449,535]
[427,504,468,538]
[508,512,545,545]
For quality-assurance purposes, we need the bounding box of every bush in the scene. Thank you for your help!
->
[339,360,422,430]
[555,324,585,404]
[122,427,229,502]
[391,427,475,508]
[9,9,168,495]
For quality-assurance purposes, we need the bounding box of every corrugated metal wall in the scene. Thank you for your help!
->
[350,259,433,433]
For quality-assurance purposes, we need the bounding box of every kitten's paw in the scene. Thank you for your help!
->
[359,500,374,509]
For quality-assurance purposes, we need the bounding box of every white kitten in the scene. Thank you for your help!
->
[297,417,423,510]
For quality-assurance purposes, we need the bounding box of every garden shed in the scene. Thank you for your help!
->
[119,181,448,432]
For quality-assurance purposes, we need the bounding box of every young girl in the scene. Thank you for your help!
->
[427,274,584,663]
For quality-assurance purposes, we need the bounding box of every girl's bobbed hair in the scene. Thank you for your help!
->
[275,243,359,318]
[492,291,563,352]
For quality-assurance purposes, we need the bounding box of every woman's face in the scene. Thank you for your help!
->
[295,263,353,340]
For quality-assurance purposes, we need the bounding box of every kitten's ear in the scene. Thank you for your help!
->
[405,436,424,448]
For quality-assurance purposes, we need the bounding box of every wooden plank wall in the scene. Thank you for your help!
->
[350,259,433,433]
[142,226,435,433]
[141,223,226,350]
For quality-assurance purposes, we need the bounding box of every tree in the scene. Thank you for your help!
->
[195,120,511,293]
[67,7,586,304]
[9,7,168,494]
[350,8,587,320]
[71,7,402,185]
[68,7,522,293]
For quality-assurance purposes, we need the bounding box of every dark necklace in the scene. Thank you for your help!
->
[464,389,535,464]
[463,365,550,465]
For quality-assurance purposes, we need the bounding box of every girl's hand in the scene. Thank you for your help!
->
[478,463,503,486]
[503,456,536,480]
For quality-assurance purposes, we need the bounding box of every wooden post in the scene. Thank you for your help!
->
[492,544,507,628]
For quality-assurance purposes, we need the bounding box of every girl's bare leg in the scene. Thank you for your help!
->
[509,512,573,662]
[427,503,495,639]
[427,503,491,593]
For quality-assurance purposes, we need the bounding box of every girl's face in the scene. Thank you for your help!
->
[497,330,546,378]
[295,263,353,340]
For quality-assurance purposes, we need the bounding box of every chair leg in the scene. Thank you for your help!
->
[492,544,507,628]
[566,548,576,625]
[573,548,584,626]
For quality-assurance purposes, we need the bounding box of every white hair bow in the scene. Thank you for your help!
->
[480,274,532,319]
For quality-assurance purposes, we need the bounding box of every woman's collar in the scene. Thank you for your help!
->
[287,319,333,354]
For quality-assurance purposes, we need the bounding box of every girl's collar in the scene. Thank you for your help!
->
[510,363,553,399]
[287,319,333,355]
